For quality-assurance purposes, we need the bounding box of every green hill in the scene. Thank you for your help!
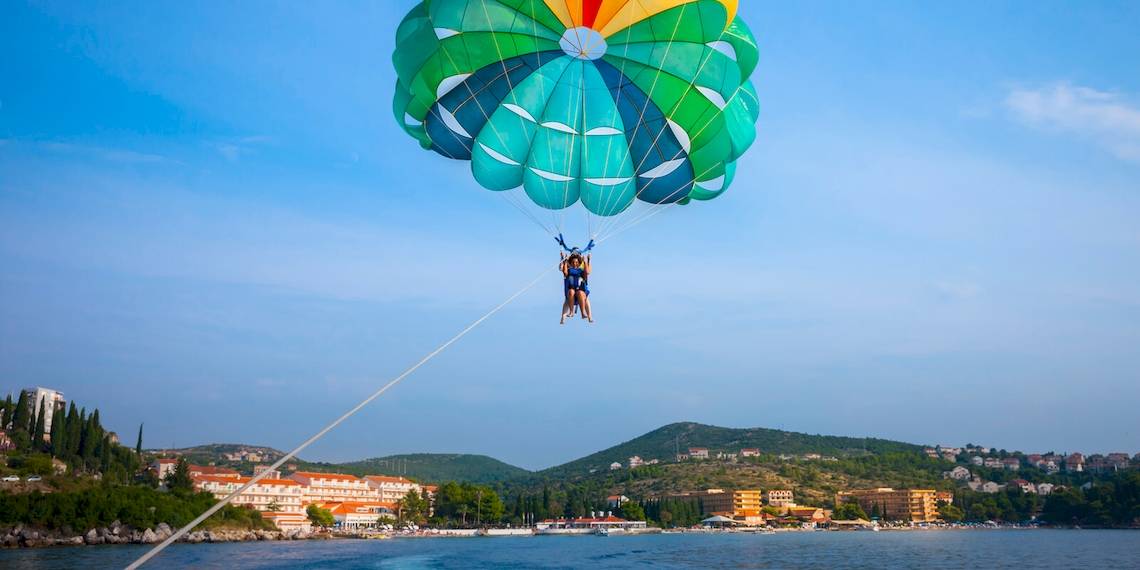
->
[307,453,531,484]
[147,444,286,467]
[539,422,923,478]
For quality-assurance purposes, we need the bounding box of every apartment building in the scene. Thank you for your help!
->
[290,472,379,504]
[835,488,939,523]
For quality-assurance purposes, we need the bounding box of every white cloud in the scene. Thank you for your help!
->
[934,280,981,300]
[4,139,172,164]
[214,135,273,162]
[1006,83,1140,163]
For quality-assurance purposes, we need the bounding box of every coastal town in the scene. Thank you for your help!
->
[2,386,1139,549]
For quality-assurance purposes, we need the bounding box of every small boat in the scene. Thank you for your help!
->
[595,528,610,536]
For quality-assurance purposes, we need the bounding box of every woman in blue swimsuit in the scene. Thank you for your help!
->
[560,251,592,324]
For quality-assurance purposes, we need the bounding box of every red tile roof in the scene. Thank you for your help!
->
[194,474,299,486]
[291,471,361,482]
[315,501,396,515]
[364,475,414,484]
[191,465,240,476]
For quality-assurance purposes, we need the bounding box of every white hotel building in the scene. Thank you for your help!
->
[289,472,380,504]
[364,475,423,503]
[192,475,310,531]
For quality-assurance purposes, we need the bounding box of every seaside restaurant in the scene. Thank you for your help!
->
[701,515,742,529]
[536,512,648,531]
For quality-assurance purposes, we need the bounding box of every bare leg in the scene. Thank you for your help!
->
[577,291,593,322]
[562,291,575,324]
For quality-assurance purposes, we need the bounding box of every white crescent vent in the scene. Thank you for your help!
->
[639,158,686,179]
[530,167,574,182]
[667,120,691,154]
[696,175,726,192]
[438,107,471,139]
[541,121,578,135]
[436,74,472,99]
[585,126,623,136]
[585,177,632,186]
[434,28,461,40]
[697,86,727,110]
[706,41,738,62]
[504,103,537,123]
[478,143,520,166]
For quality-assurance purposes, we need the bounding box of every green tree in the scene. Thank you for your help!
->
[477,487,504,524]
[307,504,335,528]
[266,500,282,513]
[164,457,194,493]
[12,391,30,435]
[937,502,965,522]
[619,501,646,521]
[833,502,869,521]
[398,490,430,526]
[136,423,144,457]
[32,400,48,450]
[17,454,54,476]
[64,403,81,457]
[1,394,12,430]
[48,407,64,457]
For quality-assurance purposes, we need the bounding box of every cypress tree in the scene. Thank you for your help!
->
[1,394,11,429]
[33,400,47,448]
[65,403,81,456]
[80,408,96,462]
[99,435,112,472]
[12,391,30,434]
[136,423,144,456]
[48,406,64,457]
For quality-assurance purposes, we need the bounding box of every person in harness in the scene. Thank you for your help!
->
[558,235,594,324]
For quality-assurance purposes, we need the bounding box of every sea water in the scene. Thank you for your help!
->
[2,529,1137,569]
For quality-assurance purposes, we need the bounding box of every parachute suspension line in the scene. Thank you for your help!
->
[498,190,557,236]
[575,42,593,245]
[591,3,692,241]
[555,54,583,237]
[595,10,737,241]
[590,7,643,238]
[426,0,553,239]
[598,160,724,244]
[599,78,751,244]
[495,0,564,237]
[422,35,552,238]
[125,262,558,570]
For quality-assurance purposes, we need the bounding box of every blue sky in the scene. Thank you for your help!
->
[2,1,1139,469]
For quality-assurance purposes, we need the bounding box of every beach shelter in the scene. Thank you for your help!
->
[701,515,740,528]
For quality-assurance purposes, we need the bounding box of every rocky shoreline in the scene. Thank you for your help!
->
[1,521,314,548]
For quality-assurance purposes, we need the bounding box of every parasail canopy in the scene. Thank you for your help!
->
[393,0,759,230]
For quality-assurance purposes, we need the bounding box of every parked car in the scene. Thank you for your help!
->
[26,476,43,482]
[1,475,19,482]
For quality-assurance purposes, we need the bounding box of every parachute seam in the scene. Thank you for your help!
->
[597,5,736,239]
[593,1,692,239]
[590,3,642,232]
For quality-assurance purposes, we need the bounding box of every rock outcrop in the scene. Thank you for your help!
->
[0,523,312,548]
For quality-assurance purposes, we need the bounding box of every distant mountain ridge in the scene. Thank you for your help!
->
[151,445,529,485]
[538,422,924,478]
[303,454,530,484]
[154,423,925,484]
